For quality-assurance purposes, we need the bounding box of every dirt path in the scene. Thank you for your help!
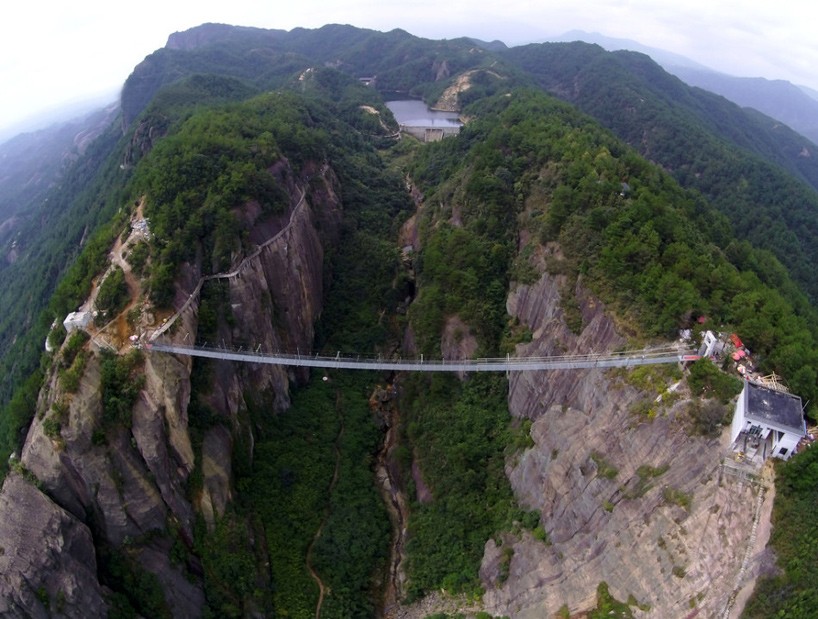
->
[84,201,148,350]
[306,390,344,619]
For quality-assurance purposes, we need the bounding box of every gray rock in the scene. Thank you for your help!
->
[1,160,343,617]
[478,268,766,618]
[199,424,233,530]
[0,473,106,618]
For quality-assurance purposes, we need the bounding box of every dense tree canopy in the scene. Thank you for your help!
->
[504,42,818,306]
[3,25,818,615]
[409,90,818,415]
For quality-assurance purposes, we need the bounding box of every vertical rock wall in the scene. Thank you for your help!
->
[480,266,767,618]
[0,473,106,617]
[0,160,343,616]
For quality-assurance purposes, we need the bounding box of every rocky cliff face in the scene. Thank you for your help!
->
[478,247,768,618]
[0,473,106,618]
[0,159,342,616]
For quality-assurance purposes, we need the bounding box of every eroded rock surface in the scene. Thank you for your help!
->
[478,268,768,618]
[0,473,106,618]
[0,160,342,615]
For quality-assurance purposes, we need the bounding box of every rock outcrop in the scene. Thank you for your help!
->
[440,315,478,380]
[0,473,107,618]
[0,159,343,615]
[479,262,768,618]
[434,69,503,112]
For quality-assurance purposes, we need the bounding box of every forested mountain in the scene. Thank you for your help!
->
[503,42,818,306]
[128,26,818,306]
[668,67,818,146]
[0,75,272,422]
[0,120,124,407]
[1,23,818,618]
[552,30,818,146]
[0,103,119,247]
[121,23,519,127]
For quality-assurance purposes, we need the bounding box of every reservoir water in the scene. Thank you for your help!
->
[385,100,461,127]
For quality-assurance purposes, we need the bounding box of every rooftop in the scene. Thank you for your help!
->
[746,381,805,434]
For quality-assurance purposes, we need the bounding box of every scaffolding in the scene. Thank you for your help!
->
[754,373,789,393]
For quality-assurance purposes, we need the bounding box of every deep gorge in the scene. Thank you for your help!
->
[2,23,818,618]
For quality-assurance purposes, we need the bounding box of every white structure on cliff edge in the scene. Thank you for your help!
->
[63,311,92,333]
[730,381,806,462]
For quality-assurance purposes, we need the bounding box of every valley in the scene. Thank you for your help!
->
[1,22,818,619]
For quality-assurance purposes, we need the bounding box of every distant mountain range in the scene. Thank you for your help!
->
[2,23,818,619]
[0,102,120,247]
[553,30,818,145]
[0,90,119,146]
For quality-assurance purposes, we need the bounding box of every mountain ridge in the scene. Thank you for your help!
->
[1,22,817,618]
[555,29,818,145]
[502,40,818,306]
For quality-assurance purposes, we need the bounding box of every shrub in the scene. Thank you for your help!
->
[532,526,549,543]
[47,325,67,351]
[662,486,692,510]
[687,359,742,403]
[498,546,514,584]
[127,241,150,276]
[95,266,129,320]
[42,416,62,441]
[686,399,731,437]
[60,330,89,368]
[588,581,634,618]
[509,418,535,451]
[100,350,145,427]
[97,545,171,618]
[59,350,88,393]
[591,451,619,479]
[519,509,541,529]
[623,463,669,499]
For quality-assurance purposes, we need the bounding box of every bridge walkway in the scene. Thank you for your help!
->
[146,342,698,373]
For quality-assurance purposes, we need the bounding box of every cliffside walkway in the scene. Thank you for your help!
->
[148,184,309,342]
[146,342,698,372]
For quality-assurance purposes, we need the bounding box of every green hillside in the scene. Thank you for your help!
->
[409,90,818,402]
[503,42,818,305]
[0,75,271,449]
[2,23,818,617]
[121,23,512,127]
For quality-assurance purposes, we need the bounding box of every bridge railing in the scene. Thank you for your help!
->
[145,340,695,372]
[148,341,684,361]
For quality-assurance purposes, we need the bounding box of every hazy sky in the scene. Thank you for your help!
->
[2,0,817,135]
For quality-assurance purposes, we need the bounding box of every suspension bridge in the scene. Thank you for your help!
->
[146,341,699,373]
[136,175,702,374]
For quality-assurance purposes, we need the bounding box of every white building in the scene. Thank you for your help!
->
[698,330,721,358]
[730,381,806,462]
[63,311,92,333]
